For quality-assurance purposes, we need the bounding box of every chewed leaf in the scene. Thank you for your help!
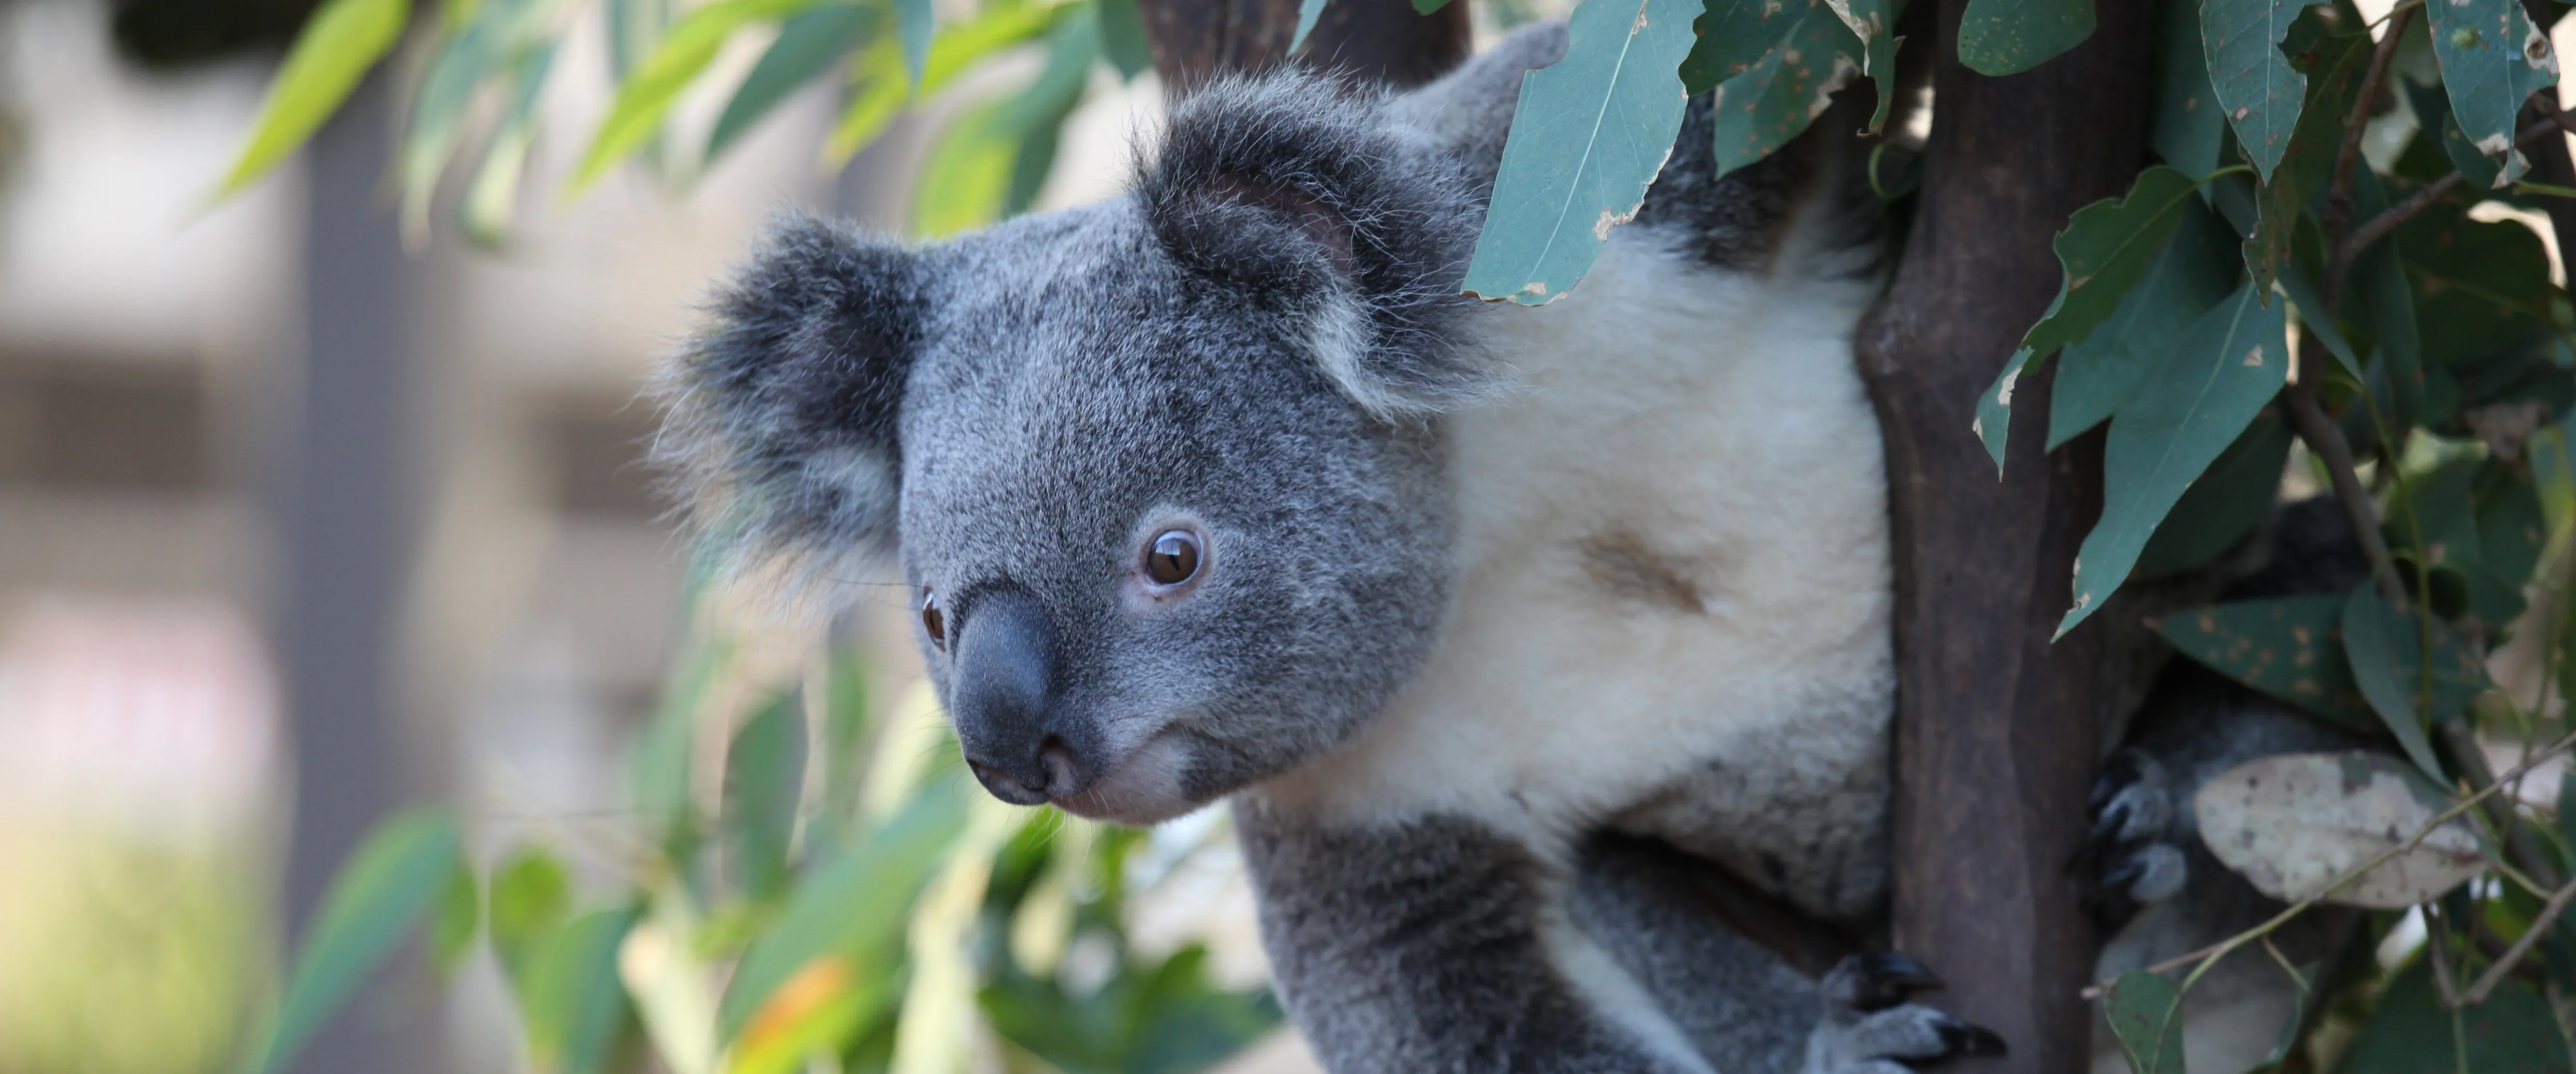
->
[2059,280,2285,635]
[2201,0,2313,181]
[2425,0,2556,181]
[1461,0,1699,305]
[1957,0,2096,76]
[2193,751,2483,908]
[1978,165,2206,469]
[1705,2,1865,179]
[1822,0,1897,131]
[2104,972,2185,1074]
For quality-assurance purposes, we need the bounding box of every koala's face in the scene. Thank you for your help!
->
[662,75,1486,823]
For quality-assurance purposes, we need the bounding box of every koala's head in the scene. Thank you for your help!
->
[660,72,1491,823]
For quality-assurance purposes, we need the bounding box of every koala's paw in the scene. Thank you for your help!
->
[2084,750,2188,906]
[1803,954,2006,1074]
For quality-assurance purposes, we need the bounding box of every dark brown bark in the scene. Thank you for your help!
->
[1855,1,2152,1071]
[1134,0,1469,90]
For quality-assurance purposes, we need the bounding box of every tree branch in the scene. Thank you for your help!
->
[2456,874,2576,1007]
[2339,108,2576,266]
[2320,4,2415,280]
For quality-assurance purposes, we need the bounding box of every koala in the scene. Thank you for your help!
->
[660,20,2351,1074]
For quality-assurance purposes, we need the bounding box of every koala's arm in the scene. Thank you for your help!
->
[1235,802,1718,1074]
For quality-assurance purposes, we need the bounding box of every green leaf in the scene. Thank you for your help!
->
[2104,971,2185,1074]
[568,0,815,196]
[487,845,573,982]
[2346,962,2572,1074]
[1099,0,1151,78]
[2341,587,2453,782]
[607,0,671,79]
[2050,194,2242,450]
[1958,0,2095,76]
[1705,1,1867,178]
[914,101,1022,237]
[896,0,934,85]
[2136,412,2295,575]
[824,2,1060,165]
[1461,0,1701,305]
[517,908,641,1074]
[458,41,555,246]
[400,7,509,239]
[1682,0,1813,90]
[2153,0,2228,174]
[2424,0,2557,182]
[428,863,481,973]
[2246,18,2367,292]
[2279,261,2362,379]
[2060,280,2287,635]
[709,3,875,165]
[2161,595,2382,730]
[2202,0,2314,181]
[242,810,464,1074]
[634,635,730,855]
[215,0,412,198]
[1823,0,1897,131]
[724,692,807,903]
[1416,0,1455,11]
[1978,165,2207,469]
[1292,0,1330,53]
[717,773,973,1042]
[2388,459,2546,626]
[2405,75,2505,191]
[1001,9,1102,216]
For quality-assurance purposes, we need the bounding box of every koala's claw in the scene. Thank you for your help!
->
[1807,955,2006,1074]
[2081,750,2189,910]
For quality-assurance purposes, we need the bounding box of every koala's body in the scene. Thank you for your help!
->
[663,21,2319,1074]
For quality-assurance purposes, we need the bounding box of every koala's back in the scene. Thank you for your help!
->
[1257,35,1896,921]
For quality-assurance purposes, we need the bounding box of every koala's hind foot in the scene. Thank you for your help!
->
[1804,954,2006,1074]
[2082,750,2192,921]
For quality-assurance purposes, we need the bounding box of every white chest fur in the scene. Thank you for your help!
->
[1253,221,1896,917]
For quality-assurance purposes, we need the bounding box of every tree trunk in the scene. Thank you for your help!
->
[1856,2,2153,1071]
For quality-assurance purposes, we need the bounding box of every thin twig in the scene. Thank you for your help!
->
[2286,344,2409,604]
[2428,908,2467,1005]
[2340,108,2576,266]
[2080,726,2576,999]
[2457,875,2576,1007]
[2439,718,2563,890]
[2322,4,2417,298]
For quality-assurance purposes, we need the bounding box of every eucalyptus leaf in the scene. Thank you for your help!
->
[2193,751,2482,907]
[400,4,511,238]
[1462,0,1700,304]
[2424,0,2557,179]
[487,845,573,982]
[517,908,642,1074]
[897,0,934,85]
[1980,165,2208,469]
[1958,0,2095,76]
[2201,0,2315,181]
[2050,194,2242,450]
[724,692,806,903]
[2277,262,2360,379]
[2340,588,2454,781]
[216,0,411,198]
[2135,412,2294,575]
[1292,0,1330,53]
[2104,971,2185,1074]
[1705,1,1866,179]
[459,41,555,246]
[1099,0,1151,78]
[2153,0,2227,174]
[242,810,465,1074]
[1822,0,1896,131]
[1683,0,1815,91]
[2060,280,2287,635]
[709,3,874,165]
[570,0,815,195]
[825,2,1061,165]
[2160,595,2380,731]
[2346,962,2572,1074]
[2242,20,2366,293]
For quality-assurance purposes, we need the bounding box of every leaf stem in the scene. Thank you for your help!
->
[2455,873,2576,1007]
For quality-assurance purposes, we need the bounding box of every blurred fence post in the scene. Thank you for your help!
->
[267,67,439,1074]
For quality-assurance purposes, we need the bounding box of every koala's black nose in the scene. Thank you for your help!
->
[948,586,1080,805]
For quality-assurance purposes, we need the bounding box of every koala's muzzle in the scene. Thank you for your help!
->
[948,587,1091,806]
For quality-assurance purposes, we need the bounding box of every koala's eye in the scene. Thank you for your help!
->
[920,589,946,647]
[1144,529,1202,586]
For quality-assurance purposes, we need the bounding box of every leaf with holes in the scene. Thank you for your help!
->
[2425,0,2557,179]
[2060,280,2286,635]
[2160,595,2379,729]
[2202,0,2313,180]
[1958,0,2095,76]
[216,0,411,198]
[1462,0,1700,304]
[1823,0,1897,131]
[2194,751,2483,907]
[1704,1,1866,179]
[1979,165,2207,470]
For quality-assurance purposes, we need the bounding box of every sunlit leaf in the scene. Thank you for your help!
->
[215,0,412,198]
[1002,10,1101,215]
[914,101,1022,237]
[2104,972,2184,1074]
[568,0,816,196]
[888,796,1021,1074]
[400,6,508,239]
[428,861,480,973]
[2152,0,2227,174]
[709,3,875,165]
[825,2,1061,166]
[896,0,934,85]
[2425,0,2557,181]
[458,41,555,247]
[489,844,573,982]
[718,773,973,1042]
[1460,0,1700,304]
[2060,280,2287,635]
[728,955,892,1074]
[242,810,464,1074]
[2202,0,2314,180]
[1958,0,2094,76]
[1979,165,2208,469]
[2195,751,2483,907]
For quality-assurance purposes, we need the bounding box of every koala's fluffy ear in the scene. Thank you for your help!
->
[1141,73,1489,419]
[658,214,924,574]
